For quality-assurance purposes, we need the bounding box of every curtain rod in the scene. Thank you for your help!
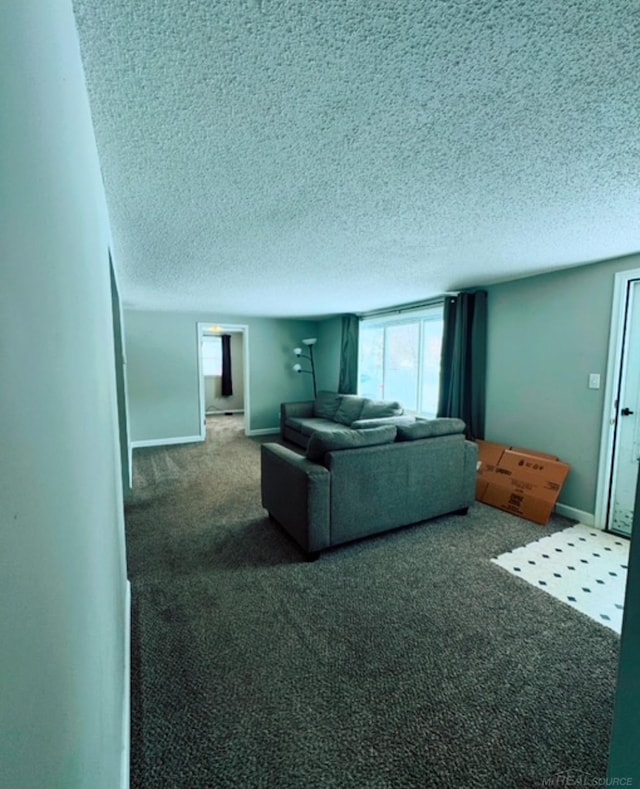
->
[358,293,458,320]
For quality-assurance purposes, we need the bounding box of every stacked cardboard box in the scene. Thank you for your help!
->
[475,440,570,525]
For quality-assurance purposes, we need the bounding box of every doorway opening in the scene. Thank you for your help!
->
[596,269,640,537]
[197,323,250,439]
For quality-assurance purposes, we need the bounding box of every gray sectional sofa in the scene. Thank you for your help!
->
[280,391,414,448]
[262,405,478,559]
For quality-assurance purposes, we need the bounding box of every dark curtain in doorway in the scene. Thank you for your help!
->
[221,334,233,397]
[338,314,359,394]
[437,291,487,439]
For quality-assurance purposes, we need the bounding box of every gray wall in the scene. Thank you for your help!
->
[124,310,321,441]
[1,3,128,787]
[486,252,640,515]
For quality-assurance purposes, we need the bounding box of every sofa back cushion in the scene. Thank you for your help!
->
[327,433,469,545]
[313,391,342,419]
[360,398,404,419]
[306,425,397,462]
[396,418,466,441]
[333,395,366,425]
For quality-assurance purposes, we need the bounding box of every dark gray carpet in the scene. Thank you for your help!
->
[126,416,619,788]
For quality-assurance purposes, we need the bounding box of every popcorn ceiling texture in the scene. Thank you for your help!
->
[72,0,640,317]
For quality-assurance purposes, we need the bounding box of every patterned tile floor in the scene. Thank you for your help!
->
[492,523,630,634]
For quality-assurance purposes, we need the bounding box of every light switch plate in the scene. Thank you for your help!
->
[588,373,601,389]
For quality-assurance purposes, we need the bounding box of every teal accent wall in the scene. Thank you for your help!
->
[486,252,640,515]
[125,311,203,440]
[316,317,343,392]
[124,310,321,440]
[1,3,128,786]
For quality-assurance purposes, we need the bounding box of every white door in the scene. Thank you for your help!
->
[608,279,640,536]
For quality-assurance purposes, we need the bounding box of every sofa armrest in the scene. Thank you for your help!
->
[462,440,479,503]
[260,443,331,554]
[280,400,314,435]
[281,400,314,418]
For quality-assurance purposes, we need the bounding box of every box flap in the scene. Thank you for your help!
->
[499,450,570,487]
[479,465,564,503]
[509,446,560,461]
[476,440,508,466]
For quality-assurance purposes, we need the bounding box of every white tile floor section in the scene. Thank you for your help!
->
[492,523,630,634]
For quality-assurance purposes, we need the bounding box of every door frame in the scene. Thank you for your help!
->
[595,267,640,529]
[109,255,132,492]
[196,322,250,439]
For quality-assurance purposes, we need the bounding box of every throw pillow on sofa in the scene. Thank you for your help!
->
[396,418,466,441]
[351,416,415,429]
[306,425,397,461]
[360,398,404,419]
[333,395,365,426]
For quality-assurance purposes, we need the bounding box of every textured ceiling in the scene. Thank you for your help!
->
[73,0,640,318]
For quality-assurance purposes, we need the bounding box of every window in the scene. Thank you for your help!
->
[358,304,444,417]
[202,335,222,376]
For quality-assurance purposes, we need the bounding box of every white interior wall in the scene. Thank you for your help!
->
[0,3,128,787]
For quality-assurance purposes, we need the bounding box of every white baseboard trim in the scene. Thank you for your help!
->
[248,427,280,436]
[121,579,131,789]
[131,435,203,449]
[555,503,596,527]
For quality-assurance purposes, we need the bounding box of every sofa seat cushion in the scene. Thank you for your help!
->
[313,391,342,419]
[360,398,404,419]
[396,418,466,441]
[306,425,397,462]
[333,395,366,426]
[285,416,340,437]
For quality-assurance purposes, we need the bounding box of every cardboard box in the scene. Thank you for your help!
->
[475,440,570,525]
[475,440,506,500]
